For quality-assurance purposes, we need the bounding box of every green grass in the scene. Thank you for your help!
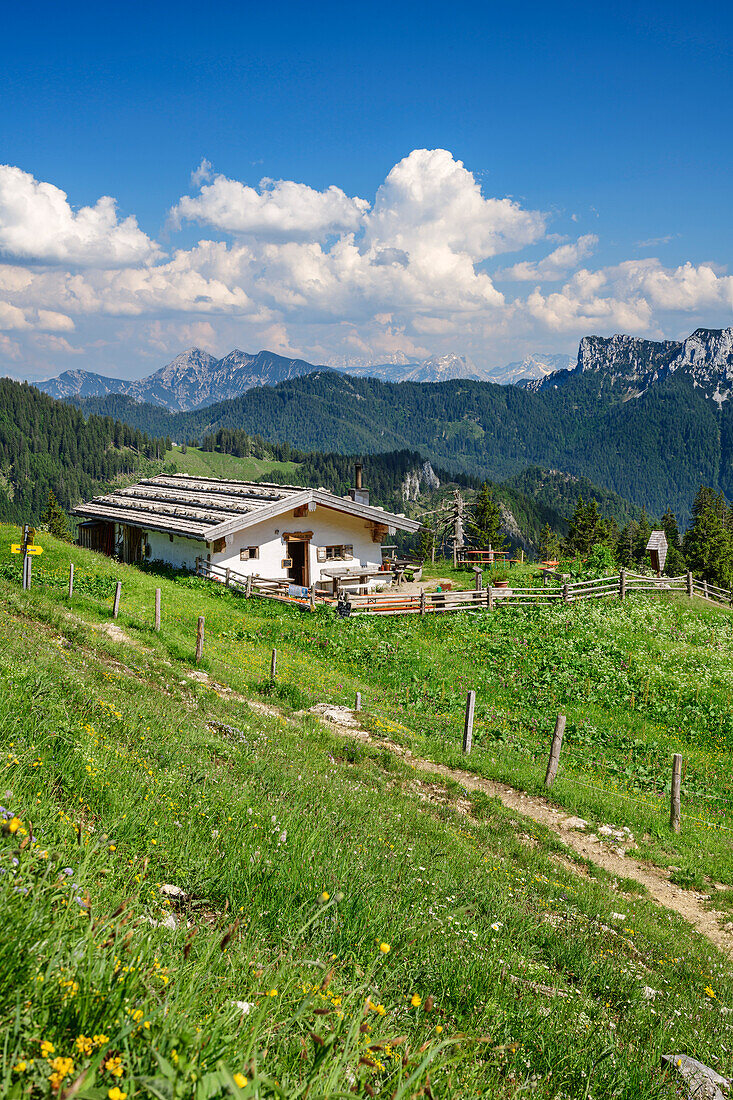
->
[165,446,300,483]
[1,526,732,1097]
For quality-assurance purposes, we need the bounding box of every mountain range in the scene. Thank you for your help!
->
[64,326,733,524]
[37,348,575,411]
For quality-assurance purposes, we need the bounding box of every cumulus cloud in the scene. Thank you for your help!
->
[171,173,369,241]
[1,149,733,374]
[0,166,161,267]
[499,234,598,281]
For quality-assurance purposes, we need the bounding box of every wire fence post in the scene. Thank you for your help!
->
[544,714,566,788]
[154,588,161,632]
[68,562,74,599]
[463,690,476,754]
[112,581,122,619]
[670,753,682,833]
[195,616,205,663]
[270,647,277,681]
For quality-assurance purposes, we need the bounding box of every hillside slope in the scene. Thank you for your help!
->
[1,530,732,1096]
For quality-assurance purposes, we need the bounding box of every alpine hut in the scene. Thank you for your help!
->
[73,465,420,592]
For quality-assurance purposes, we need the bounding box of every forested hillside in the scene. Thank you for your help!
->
[0,380,171,522]
[73,367,726,523]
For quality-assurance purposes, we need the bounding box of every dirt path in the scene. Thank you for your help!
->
[307,704,733,960]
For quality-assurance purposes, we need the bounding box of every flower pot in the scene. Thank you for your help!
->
[493,580,509,588]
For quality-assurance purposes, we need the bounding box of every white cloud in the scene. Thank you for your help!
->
[365,148,546,260]
[1,150,732,375]
[500,234,598,281]
[172,173,369,241]
[0,165,161,266]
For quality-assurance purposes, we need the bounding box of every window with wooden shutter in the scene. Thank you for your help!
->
[317,546,327,562]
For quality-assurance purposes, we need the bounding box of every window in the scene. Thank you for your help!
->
[212,537,226,554]
[240,546,260,561]
[318,544,353,562]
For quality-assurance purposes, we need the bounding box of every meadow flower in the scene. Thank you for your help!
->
[13,1061,27,1073]
[379,942,390,954]
[411,994,422,1007]
[108,1089,127,1100]
[105,1056,124,1077]
[40,1041,55,1057]
[320,891,330,902]
[234,1073,248,1088]
[704,986,717,999]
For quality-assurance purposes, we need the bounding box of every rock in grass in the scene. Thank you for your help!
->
[661,1054,730,1099]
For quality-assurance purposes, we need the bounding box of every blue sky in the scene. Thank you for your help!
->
[1,0,732,379]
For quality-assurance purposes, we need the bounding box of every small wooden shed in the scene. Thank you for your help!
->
[646,530,668,575]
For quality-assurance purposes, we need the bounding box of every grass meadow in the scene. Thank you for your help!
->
[1,525,732,1097]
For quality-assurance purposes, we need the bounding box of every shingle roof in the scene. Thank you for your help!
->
[646,530,668,551]
[74,474,420,540]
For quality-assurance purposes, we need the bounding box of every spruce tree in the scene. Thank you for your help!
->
[468,483,505,551]
[682,486,733,585]
[41,490,72,542]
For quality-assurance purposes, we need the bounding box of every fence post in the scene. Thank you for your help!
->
[225,567,231,588]
[487,584,494,610]
[463,691,476,754]
[24,554,32,591]
[519,549,524,564]
[246,574,253,598]
[355,691,362,712]
[195,616,205,662]
[420,589,426,616]
[195,556,201,575]
[154,588,161,632]
[68,562,74,599]
[452,541,457,569]
[310,582,317,611]
[112,581,122,619]
[474,568,483,591]
[619,569,626,601]
[686,571,693,598]
[703,579,709,600]
[270,648,277,681]
[670,753,682,833]
[563,582,570,604]
[544,714,566,788]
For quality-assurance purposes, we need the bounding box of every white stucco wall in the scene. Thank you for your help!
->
[144,503,391,587]
[147,529,207,569]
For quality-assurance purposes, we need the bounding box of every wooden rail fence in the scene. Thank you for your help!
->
[195,560,733,618]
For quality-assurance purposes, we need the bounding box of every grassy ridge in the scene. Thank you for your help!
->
[1,530,732,1097]
[164,446,299,482]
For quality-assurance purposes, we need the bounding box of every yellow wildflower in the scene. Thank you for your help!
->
[436,1025,443,1033]
[41,1041,55,1058]
[379,942,390,954]
[411,994,422,1007]
[13,1061,27,1073]
[108,1089,128,1100]
[320,891,330,902]
[7,817,21,834]
[705,986,717,999]
[233,1073,248,1088]
[105,1056,124,1077]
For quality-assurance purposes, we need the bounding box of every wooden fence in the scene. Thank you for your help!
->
[196,561,733,618]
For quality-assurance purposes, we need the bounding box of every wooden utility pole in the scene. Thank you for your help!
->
[463,691,476,754]
[155,588,161,632]
[544,714,566,788]
[112,581,122,619]
[670,754,682,833]
[195,616,205,662]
